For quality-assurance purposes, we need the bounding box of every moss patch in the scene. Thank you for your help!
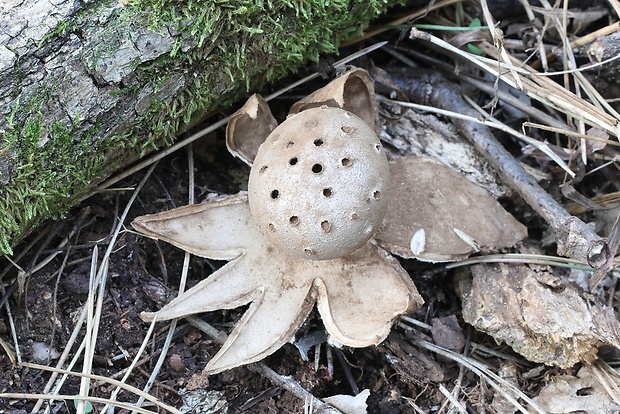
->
[127,0,399,136]
[1,107,93,254]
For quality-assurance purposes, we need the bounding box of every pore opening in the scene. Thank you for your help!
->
[270,190,279,199]
[321,220,331,232]
[312,164,323,173]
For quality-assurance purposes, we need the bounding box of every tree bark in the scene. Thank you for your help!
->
[0,0,398,254]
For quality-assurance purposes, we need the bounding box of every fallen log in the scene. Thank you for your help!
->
[0,0,397,254]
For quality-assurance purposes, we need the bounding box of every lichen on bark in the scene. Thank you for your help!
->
[0,0,400,255]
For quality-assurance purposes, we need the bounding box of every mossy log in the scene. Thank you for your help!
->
[0,0,400,255]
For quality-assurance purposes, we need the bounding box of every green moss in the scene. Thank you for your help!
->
[0,0,400,255]
[38,19,76,46]
[124,0,397,133]
[1,108,81,254]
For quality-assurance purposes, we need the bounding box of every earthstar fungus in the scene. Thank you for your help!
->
[133,69,525,375]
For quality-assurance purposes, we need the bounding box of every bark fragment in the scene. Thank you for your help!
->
[457,262,620,368]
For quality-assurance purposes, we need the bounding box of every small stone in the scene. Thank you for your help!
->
[169,353,186,372]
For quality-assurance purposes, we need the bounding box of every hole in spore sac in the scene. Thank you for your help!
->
[312,164,323,173]
[321,220,331,232]
[289,157,298,166]
[268,223,275,232]
[375,144,382,152]
[322,188,332,197]
[373,190,381,199]
[259,165,268,174]
[286,141,295,148]
[314,138,324,146]
[270,190,280,199]
[341,158,352,167]
[289,216,299,226]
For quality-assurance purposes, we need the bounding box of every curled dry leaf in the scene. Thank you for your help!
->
[457,262,620,368]
[532,365,620,413]
[376,157,527,262]
[324,389,370,414]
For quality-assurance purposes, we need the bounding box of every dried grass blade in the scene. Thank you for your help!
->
[592,361,620,408]
[463,95,575,177]
[410,28,619,137]
[480,0,523,89]
[18,362,182,414]
[77,247,98,414]
[482,43,620,137]
[1,394,160,414]
[129,146,197,414]
[438,383,467,413]
[524,122,620,147]
[416,339,546,414]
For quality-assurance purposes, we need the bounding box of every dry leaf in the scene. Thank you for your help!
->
[375,157,527,262]
[324,389,370,414]
[431,315,465,353]
[533,365,620,413]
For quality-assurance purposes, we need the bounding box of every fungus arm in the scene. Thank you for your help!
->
[315,242,423,347]
[132,193,255,260]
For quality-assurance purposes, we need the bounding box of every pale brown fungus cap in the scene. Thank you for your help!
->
[248,106,390,260]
